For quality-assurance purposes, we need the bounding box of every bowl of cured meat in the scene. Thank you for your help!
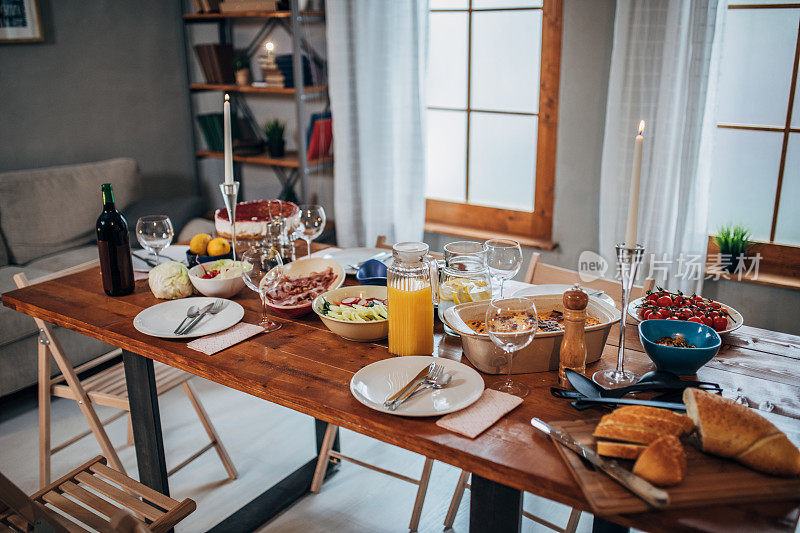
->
[261,257,346,318]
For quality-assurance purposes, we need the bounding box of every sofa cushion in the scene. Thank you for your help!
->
[0,158,141,264]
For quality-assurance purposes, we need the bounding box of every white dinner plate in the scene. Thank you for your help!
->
[511,283,617,308]
[132,245,190,272]
[133,297,244,339]
[626,296,744,334]
[350,356,485,417]
[309,247,392,275]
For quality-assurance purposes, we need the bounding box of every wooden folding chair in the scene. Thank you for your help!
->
[14,261,237,489]
[0,455,195,533]
[311,422,434,532]
[524,253,655,309]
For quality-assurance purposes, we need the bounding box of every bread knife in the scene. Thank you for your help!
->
[531,418,669,509]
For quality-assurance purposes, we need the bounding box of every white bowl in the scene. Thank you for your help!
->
[312,285,388,342]
[265,257,346,317]
[188,264,246,299]
[443,294,621,374]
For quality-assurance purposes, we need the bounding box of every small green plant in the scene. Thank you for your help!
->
[233,55,249,72]
[263,119,285,142]
[714,224,752,272]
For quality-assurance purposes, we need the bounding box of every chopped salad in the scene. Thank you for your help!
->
[319,296,388,322]
[197,259,252,280]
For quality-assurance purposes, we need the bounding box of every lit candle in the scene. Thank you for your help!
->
[624,120,645,248]
[265,41,274,58]
[223,93,233,185]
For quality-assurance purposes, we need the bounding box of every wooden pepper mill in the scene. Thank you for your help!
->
[559,283,588,388]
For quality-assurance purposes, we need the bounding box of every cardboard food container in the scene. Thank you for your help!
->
[442,294,621,374]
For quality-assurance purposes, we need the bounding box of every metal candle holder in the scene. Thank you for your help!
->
[219,182,240,261]
[592,243,645,388]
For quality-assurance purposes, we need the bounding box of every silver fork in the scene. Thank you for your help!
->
[387,364,443,411]
[179,300,224,335]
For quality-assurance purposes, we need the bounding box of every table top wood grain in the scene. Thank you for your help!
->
[3,248,799,532]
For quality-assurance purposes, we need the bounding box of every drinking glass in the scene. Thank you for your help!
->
[484,239,523,297]
[443,241,486,267]
[485,297,537,398]
[294,204,326,257]
[136,215,174,265]
[241,246,284,332]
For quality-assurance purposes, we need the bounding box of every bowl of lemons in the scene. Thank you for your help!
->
[186,233,233,266]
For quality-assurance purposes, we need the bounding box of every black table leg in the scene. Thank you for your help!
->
[469,474,522,533]
[592,517,629,533]
[122,350,169,497]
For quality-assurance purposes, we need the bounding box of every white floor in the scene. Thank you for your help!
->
[0,377,594,533]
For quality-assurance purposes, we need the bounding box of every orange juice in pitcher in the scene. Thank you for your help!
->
[387,242,438,356]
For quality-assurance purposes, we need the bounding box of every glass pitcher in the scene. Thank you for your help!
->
[387,242,439,356]
[438,255,492,336]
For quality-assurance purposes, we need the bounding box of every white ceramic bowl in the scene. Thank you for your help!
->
[443,294,621,374]
[265,257,346,318]
[188,264,247,298]
[312,285,388,342]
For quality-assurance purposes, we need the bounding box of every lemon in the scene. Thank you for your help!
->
[206,237,231,257]
[189,233,212,255]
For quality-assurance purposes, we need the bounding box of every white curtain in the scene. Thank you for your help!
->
[599,0,726,294]
[326,0,429,248]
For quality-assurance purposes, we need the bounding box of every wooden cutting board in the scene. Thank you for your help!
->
[550,419,800,515]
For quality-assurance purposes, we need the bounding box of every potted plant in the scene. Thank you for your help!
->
[234,55,250,86]
[714,224,752,273]
[264,119,286,158]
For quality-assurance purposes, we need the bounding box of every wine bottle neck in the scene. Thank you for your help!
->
[101,184,115,211]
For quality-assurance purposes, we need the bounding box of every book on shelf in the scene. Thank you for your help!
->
[194,44,235,84]
[306,112,332,160]
[274,54,314,86]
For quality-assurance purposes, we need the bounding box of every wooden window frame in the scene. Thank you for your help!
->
[424,0,563,251]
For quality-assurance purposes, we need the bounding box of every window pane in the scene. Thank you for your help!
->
[716,9,799,126]
[707,129,782,242]
[430,0,468,8]
[473,0,543,8]
[468,112,537,211]
[428,13,468,109]
[426,110,467,202]
[775,133,800,245]
[471,10,542,114]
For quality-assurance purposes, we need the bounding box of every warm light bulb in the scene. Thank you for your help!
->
[265,41,274,52]
[638,120,645,135]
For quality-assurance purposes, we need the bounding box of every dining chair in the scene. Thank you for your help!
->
[14,261,237,489]
[0,455,195,533]
[524,253,656,309]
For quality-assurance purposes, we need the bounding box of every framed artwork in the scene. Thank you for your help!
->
[0,0,42,43]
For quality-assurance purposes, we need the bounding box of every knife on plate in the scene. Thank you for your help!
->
[531,418,669,509]
[384,364,432,407]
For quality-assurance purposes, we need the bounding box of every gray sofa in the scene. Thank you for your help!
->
[0,158,205,397]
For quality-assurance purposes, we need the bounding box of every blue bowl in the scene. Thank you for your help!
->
[356,259,388,286]
[638,319,721,375]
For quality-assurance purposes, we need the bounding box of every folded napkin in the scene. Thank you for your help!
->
[187,323,264,355]
[435,389,523,439]
[134,271,149,282]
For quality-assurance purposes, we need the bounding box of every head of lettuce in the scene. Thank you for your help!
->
[148,261,193,299]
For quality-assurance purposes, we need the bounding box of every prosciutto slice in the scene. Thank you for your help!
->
[264,267,336,306]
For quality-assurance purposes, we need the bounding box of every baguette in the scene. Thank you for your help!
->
[683,388,800,477]
[632,435,687,487]
[596,441,646,460]
[593,420,667,444]
[601,411,687,437]
[613,405,694,434]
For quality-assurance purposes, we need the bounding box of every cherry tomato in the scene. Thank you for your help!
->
[641,310,653,321]
[657,295,673,307]
[710,310,720,318]
[687,316,704,324]
[667,316,680,320]
[701,316,713,327]
[713,316,728,331]
[645,293,659,303]
[709,301,722,309]
[673,296,684,306]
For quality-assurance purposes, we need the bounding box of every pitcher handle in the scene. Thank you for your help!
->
[424,254,439,305]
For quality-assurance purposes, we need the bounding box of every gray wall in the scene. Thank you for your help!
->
[0,0,195,197]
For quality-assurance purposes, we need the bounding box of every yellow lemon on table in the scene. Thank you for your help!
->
[206,237,231,257]
[189,233,212,255]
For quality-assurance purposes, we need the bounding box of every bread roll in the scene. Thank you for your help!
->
[633,435,687,486]
[596,441,646,460]
[683,388,800,477]
[613,405,694,434]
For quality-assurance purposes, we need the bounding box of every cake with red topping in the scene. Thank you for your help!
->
[214,199,299,240]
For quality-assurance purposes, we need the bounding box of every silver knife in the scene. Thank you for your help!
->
[177,302,214,335]
[530,418,669,509]
[384,364,432,407]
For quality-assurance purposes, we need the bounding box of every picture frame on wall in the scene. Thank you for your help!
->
[0,0,42,43]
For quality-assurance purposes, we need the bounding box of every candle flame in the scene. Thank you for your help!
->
[638,120,645,135]
[224,93,230,102]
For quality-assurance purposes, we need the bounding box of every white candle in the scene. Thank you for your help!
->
[624,120,645,248]
[223,93,233,185]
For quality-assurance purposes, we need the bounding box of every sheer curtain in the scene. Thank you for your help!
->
[599,0,726,294]
[326,0,429,248]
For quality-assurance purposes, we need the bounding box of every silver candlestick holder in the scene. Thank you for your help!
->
[593,243,645,388]
[219,182,239,260]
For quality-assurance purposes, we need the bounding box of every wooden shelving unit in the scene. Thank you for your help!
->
[183,10,325,21]
[196,149,332,170]
[189,82,327,96]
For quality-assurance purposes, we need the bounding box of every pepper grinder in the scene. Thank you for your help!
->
[559,283,588,388]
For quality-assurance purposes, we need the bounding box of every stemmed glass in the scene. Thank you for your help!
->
[241,246,284,332]
[485,297,537,398]
[484,239,523,298]
[294,204,326,257]
[136,215,174,265]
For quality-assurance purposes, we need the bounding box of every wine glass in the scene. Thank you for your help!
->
[484,239,523,297]
[485,297,537,398]
[136,215,174,265]
[241,246,284,332]
[294,204,326,257]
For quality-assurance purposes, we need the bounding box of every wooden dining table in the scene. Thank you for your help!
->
[3,245,799,532]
